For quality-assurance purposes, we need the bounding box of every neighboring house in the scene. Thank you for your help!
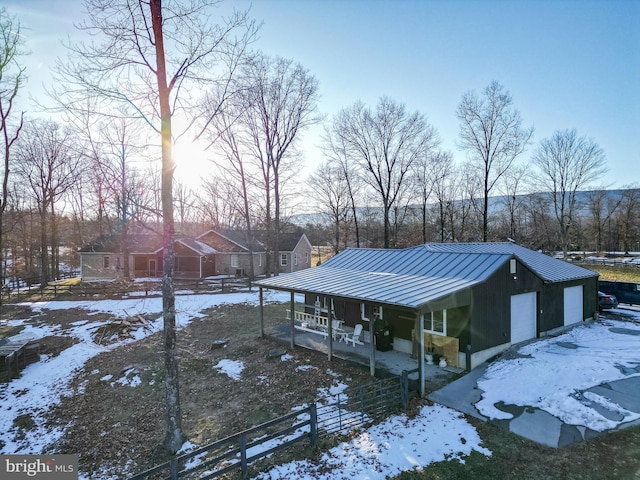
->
[79,233,217,280]
[254,242,599,372]
[274,232,313,274]
[196,229,267,277]
[79,229,312,280]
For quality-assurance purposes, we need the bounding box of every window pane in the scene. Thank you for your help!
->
[433,311,444,333]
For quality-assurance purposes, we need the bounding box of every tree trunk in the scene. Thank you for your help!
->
[150,0,183,455]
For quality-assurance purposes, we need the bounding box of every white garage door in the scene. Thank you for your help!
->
[564,285,584,326]
[511,292,537,344]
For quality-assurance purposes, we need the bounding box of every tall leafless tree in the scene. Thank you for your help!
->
[0,8,26,296]
[209,53,319,275]
[457,80,534,241]
[334,97,439,248]
[532,128,607,259]
[311,160,352,253]
[15,119,83,284]
[53,0,258,453]
[321,123,363,247]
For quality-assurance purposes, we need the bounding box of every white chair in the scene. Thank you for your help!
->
[343,324,364,346]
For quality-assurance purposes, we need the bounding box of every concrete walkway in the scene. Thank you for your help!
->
[429,346,640,448]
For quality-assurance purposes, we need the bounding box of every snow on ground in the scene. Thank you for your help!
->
[254,404,490,480]
[475,310,640,432]
[3,288,639,479]
[0,290,288,456]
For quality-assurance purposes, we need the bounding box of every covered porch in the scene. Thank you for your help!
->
[256,288,462,396]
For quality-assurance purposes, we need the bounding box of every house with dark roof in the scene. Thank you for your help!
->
[254,242,599,378]
[78,229,312,280]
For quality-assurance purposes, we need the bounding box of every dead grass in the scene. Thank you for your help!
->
[580,263,640,282]
[3,286,640,479]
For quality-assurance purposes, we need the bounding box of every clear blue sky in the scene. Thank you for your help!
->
[6,0,640,189]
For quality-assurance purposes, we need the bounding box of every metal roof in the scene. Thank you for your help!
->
[254,243,598,309]
[255,245,511,309]
[420,243,598,282]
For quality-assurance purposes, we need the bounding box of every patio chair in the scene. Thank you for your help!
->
[343,324,364,346]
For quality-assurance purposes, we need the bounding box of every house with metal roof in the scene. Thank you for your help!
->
[254,242,598,383]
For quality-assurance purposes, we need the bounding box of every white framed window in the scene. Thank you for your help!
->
[280,253,288,266]
[425,310,447,336]
[258,254,262,267]
[103,256,110,268]
[294,253,298,266]
[305,251,309,264]
[231,254,239,268]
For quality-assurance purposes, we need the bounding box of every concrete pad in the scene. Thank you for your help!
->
[587,385,640,413]
[606,376,640,399]
[428,365,488,421]
[509,408,563,448]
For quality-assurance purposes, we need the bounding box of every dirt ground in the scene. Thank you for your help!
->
[2,298,379,477]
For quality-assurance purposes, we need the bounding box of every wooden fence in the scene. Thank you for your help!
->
[129,372,416,479]
[1,277,252,302]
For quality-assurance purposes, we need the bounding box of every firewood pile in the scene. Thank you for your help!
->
[96,313,152,345]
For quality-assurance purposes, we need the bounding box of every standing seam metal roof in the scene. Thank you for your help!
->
[254,243,598,309]
[255,245,514,308]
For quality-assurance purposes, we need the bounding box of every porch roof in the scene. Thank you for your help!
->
[255,247,511,309]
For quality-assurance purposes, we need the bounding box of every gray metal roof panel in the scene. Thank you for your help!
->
[255,248,511,308]
[421,243,597,282]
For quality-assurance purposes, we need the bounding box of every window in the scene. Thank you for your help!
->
[294,253,298,266]
[231,255,239,268]
[258,254,262,267]
[281,254,288,266]
[103,256,110,268]
[305,252,309,264]
[425,310,447,335]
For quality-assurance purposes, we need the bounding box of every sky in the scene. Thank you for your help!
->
[2,287,639,478]
[4,0,639,191]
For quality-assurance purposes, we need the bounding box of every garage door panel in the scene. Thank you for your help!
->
[564,286,583,326]
[511,292,537,344]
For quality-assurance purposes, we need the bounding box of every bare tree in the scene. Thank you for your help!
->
[427,151,455,243]
[532,128,607,258]
[615,186,640,254]
[457,80,534,241]
[15,119,83,284]
[311,161,352,253]
[53,0,258,453]
[584,188,621,253]
[497,164,530,242]
[321,123,363,247]
[0,8,26,294]
[212,53,319,275]
[335,97,439,248]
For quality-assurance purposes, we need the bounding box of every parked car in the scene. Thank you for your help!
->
[599,281,640,306]
[598,291,619,311]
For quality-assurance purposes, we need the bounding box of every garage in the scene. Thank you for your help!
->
[564,285,584,326]
[511,292,537,344]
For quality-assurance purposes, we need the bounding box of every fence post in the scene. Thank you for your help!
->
[169,458,178,480]
[400,371,408,408]
[309,403,318,448]
[240,432,248,478]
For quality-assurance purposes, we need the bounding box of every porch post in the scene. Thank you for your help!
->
[369,308,376,377]
[327,297,333,362]
[419,313,425,397]
[259,287,264,339]
[290,291,295,350]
